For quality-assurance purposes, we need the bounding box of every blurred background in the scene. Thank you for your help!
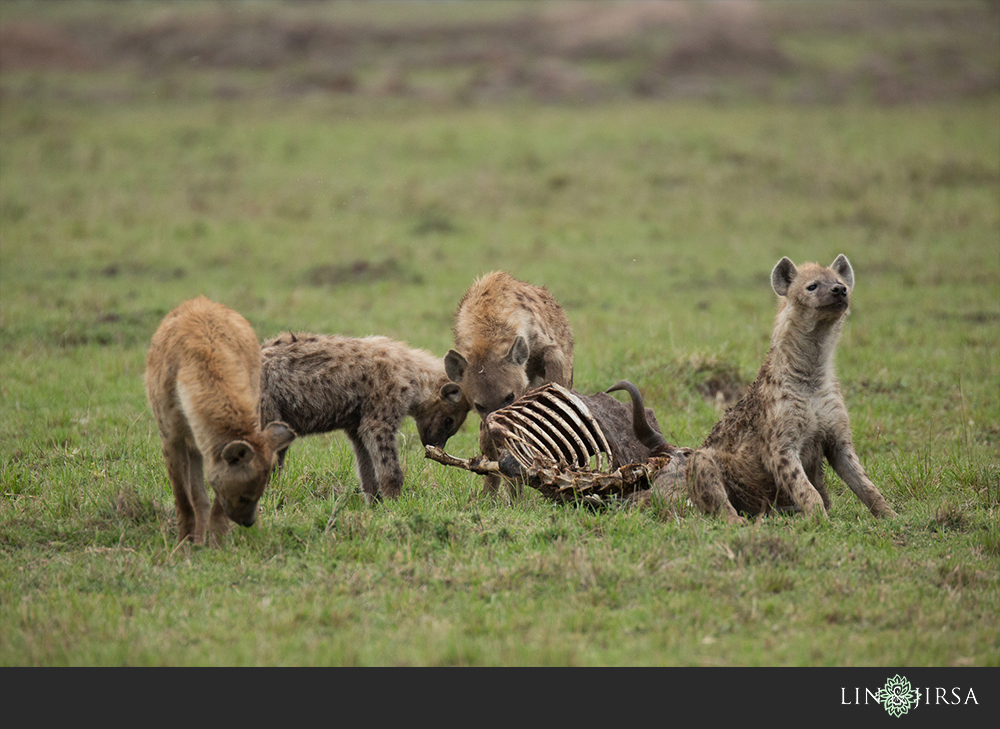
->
[2,0,998,107]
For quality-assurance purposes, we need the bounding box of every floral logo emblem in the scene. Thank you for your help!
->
[878,674,920,717]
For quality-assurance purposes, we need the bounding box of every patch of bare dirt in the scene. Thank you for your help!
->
[684,356,749,407]
[302,259,423,287]
[0,21,99,71]
[464,54,605,103]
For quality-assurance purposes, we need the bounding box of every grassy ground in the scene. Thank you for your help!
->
[0,1,998,666]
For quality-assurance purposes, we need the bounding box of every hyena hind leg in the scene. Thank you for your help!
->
[687,448,746,525]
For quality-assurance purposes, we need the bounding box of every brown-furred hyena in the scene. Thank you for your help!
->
[259,332,470,502]
[445,271,574,415]
[685,254,897,524]
[146,296,297,547]
[444,271,574,495]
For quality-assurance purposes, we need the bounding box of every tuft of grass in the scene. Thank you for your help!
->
[931,502,971,532]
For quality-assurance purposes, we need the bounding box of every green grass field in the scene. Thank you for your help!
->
[1,1,998,666]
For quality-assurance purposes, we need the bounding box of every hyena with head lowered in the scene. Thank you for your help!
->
[685,254,897,524]
[259,332,470,502]
[445,271,574,416]
[145,296,297,547]
[444,271,574,494]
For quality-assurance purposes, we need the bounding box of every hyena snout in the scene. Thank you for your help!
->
[418,383,470,449]
[229,504,258,527]
[215,485,265,526]
[215,487,264,527]
[419,428,449,449]
[418,419,453,449]
[808,280,850,313]
[825,285,849,310]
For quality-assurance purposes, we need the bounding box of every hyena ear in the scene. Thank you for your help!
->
[831,254,854,292]
[440,382,464,404]
[221,440,255,467]
[771,257,797,297]
[506,336,529,367]
[444,349,467,383]
[262,421,296,451]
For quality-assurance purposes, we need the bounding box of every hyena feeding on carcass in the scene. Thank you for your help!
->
[145,296,296,547]
[676,255,897,524]
[444,271,575,495]
[259,332,470,502]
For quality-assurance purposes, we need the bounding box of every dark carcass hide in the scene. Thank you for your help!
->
[425,381,691,506]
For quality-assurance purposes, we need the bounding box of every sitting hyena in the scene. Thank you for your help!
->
[146,296,297,547]
[686,254,897,524]
[259,332,470,502]
[444,271,574,495]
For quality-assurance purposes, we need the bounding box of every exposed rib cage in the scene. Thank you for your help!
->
[484,383,612,472]
[424,382,677,506]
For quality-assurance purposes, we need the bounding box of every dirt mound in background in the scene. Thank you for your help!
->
[0,21,99,71]
[1,1,996,105]
[658,24,796,76]
[539,0,689,57]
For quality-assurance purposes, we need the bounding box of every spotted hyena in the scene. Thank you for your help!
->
[259,332,470,502]
[685,254,897,524]
[145,296,296,546]
[444,271,574,494]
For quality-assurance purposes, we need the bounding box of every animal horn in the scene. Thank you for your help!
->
[606,380,671,454]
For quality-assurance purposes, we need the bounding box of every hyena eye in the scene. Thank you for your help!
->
[444,417,454,429]
[238,495,253,505]
[475,403,486,414]
[504,393,515,406]
[806,283,818,291]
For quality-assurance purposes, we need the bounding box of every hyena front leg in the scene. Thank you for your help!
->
[347,429,381,504]
[767,448,827,518]
[365,422,404,500]
[478,422,521,498]
[207,495,231,548]
[687,448,746,525]
[184,445,215,544]
[354,421,405,501]
[827,440,897,518]
[162,440,197,544]
[270,447,289,480]
[805,458,831,511]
